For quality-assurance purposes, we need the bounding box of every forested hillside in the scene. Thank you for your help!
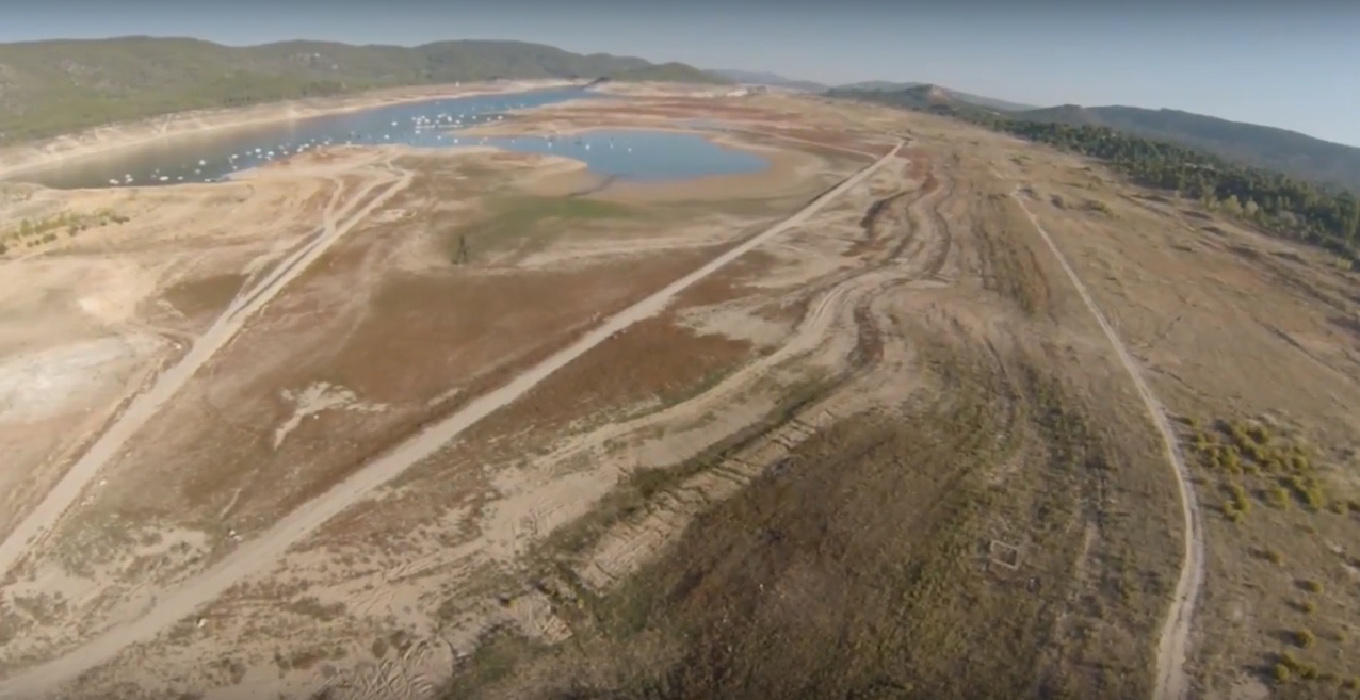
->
[1017,104,1360,193]
[0,37,727,143]
[832,88,1360,264]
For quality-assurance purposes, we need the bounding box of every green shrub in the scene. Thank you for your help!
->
[1295,630,1315,649]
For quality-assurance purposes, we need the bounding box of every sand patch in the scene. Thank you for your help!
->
[0,334,163,424]
[274,382,387,450]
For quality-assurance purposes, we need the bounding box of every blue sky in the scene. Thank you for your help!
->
[4,0,1358,146]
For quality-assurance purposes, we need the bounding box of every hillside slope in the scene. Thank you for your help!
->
[0,37,726,143]
[708,68,830,92]
[612,62,729,84]
[1017,104,1360,192]
[827,82,1037,112]
[830,85,1360,264]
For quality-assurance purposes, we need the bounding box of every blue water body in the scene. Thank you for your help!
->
[474,130,769,182]
[6,88,768,190]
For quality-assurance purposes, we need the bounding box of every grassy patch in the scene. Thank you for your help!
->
[1178,414,1360,690]
[162,273,246,317]
[435,344,1159,700]
[445,195,642,262]
[537,376,833,558]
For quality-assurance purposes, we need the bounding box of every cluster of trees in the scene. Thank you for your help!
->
[1,209,129,255]
[960,111,1360,262]
[837,88,1360,264]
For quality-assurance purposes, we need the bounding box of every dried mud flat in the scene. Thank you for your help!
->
[0,89,1356,700]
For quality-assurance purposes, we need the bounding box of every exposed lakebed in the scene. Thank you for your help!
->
[6,88,770,190]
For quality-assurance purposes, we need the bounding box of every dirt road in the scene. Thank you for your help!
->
[0,159,413,584]
[1006,183,1204,700]
[0,141,904,698]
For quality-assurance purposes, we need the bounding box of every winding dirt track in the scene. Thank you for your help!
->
[0,159,411,582]
[1005,183,1204,700]
[0,141,904,699]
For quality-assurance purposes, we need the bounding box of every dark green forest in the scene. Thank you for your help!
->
[833,89,1360,265]
[988,115,1360,260]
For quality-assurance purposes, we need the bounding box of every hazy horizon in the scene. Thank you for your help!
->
[4,0,1359,146]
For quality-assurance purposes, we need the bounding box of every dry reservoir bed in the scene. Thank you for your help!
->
[0,91,1356,700]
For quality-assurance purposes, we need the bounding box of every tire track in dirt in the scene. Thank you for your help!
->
[575,288,901,592]
[227,164,395,320]
[573,269,1004,597]
[880,167,953,282]
[915,174,956,280]
[351,149,951,698]
[0,162,411,589]
[0,141,905,699]
[564,158,968,604]
[1002,180,1203,700]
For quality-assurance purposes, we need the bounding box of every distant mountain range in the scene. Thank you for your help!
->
[709,70,1040,112]
[707,69,832,93]
[0,37,728,143]
[717,69,1360,193]
[825,82,1360,194]
[832,81,1039,113]
[4,37,1358,195]
[1015,104,1360,192]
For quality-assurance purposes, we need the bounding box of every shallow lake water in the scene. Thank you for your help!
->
[6,88,769,190]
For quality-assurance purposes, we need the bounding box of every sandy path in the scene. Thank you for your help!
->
[0,140,903,698]
[0,162,411,585]
[1005,182,1204,700]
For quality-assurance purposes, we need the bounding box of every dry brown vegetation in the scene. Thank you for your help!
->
[1,90,1359,700]
[420,108,1189,700]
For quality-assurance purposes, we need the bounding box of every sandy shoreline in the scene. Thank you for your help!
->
[0,79,578,181]
[453,119,837,200]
